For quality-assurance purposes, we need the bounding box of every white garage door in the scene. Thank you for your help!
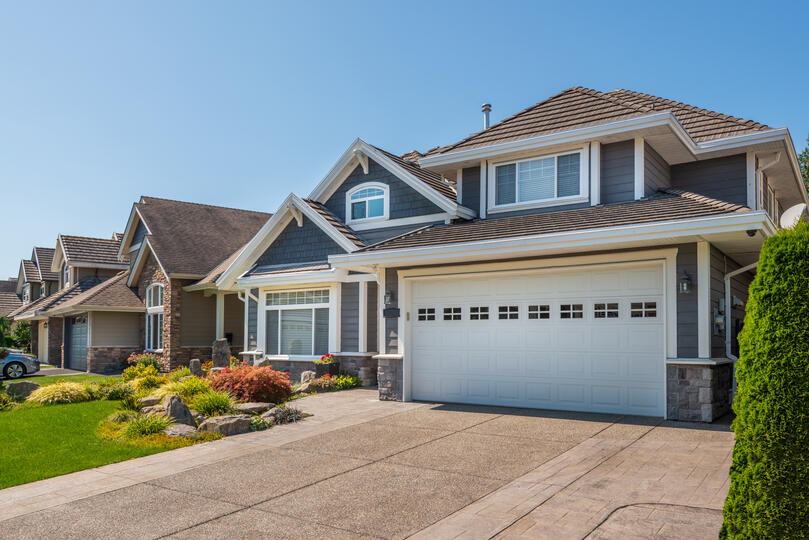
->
[409,263,665,416]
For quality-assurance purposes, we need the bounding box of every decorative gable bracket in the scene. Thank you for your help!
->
[353,150,369,174]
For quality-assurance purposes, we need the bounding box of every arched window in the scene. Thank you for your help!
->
[145,283,164,351]
[346,183,388,223]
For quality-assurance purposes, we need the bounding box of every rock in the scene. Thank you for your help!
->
[297,381,313,394]
[6,380,40,400]
[141,405,166,416]
[256,358,272,367]
[260,406,302,425]
[137,395,162,407]
[211,338,231,368]
[189,409,206,425]
[235,402,273,415]
[197,415,251,436]
[163,424,196,438]
[189,358,203,377]
[162,395,196,426]
[300,370,316,384]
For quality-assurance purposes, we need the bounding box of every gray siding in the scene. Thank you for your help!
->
[677,243,698,358]
[644,143,671,196]
[340,282,359,351]
[255,216,347,267]
[356,222,443,246]
[601,140,635,204]
[670,154,747,205]
[710,245,752,358]
[367,281,378,352]
[384,267,398,353]
[324,159,443,222]
[131,220,148,247]
[461,167,480,216]
[247,288,257,349]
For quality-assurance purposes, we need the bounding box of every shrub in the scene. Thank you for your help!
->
[0,392,13,411]
[332,374,363,390]
[151,376,211,400]
[314,353,335,365]
[118,394,141,412]
[166,366,191,382]
[721,221,809,539]
[230,356,248,368]
[126,353,161,370]
[122,413,173,439]
[250,416,271,431]
[132,374,165,392]
[208,364,292,403]
[27,382,91,405]
[201,360,213,376]
[190,390,236,417]
[122,363,159,382]
[96,380,135,401]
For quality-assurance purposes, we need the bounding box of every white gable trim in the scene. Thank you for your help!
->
[118,205,152,259]
[126,237,168,287]
[51,235,69,274]
[308,138,475,219]
[215,193,359,290]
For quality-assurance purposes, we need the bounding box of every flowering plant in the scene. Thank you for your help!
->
[314,353,336,365]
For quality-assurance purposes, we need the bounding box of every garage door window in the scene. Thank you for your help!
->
[594,302,620,319]
[470,306,489,320]
[417,308,435,321]
[498,306,519,320]
[443,307,462,321]
[631,301,657,318]
[265,289,330,356]
[560,304,583,319]
[528,305,550,319]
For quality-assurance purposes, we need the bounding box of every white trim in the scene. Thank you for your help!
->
[258,285,337,357]
[666,358,734,366]
[237,268,346,289]
[358,281,367,353]
[330,211,774,269]
[215,292,225,339]
[242,289,249,351]
[348,213,450,231]
[127,237,169,288]
[377,268,386,354]
[746,151,757,209]
[117,205,152,260]
[343,273,377,282]
[479,160,487,219]
[69,262,129,270]
[87,311,93,348]
[455,169,463,204]
[590,141,601,206]
[697,241,711,358]
[373,353,403,360]
[634,137,645,200]
[345,182,390,225]
[331,283,340,352]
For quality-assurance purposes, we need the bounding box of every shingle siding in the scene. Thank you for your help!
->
[677,243,698,358]
[367,282,378,352]
[341,282,359,351]
[601,140,635,204]
[324,159,443,222]
[644,143,671,196]
[461,167,480,216]
[670,154,747,206]
[255,216,347,267]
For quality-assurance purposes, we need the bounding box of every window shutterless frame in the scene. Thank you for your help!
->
[145,283,164,351]
[345,182,390,224]
[264,289,330,357]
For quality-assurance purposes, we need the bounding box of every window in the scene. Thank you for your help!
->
[494,151,582,207]
[498,306,519,320]
[22,284,31,303]
[417,308,435,321]
[265,289,330,356]
[631,301,657,318]
[145,283,164,351]
[40,285,46,298]
[63,266,70,287]
[594,302,620,319]
[470,306,489,320]
[528,305,550,319]
[443,307,462,321]
[560,304,583,319]
[346,183,388,223]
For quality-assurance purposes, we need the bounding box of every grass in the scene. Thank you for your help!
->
[0,400,199,489]
[22,374,116,386]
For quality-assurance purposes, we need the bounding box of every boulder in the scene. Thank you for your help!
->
[300,370,316,384]
[256,358,272,368]
[189,409,206,425]
[137,395,162,407]
[297,380,313,394]
[211,338,231,368]
[141,405,166,416]
[163,424,196,438]
[235,402,273,415]
[197,415,251,436]
[162,395,196,426]
[260,406,302,425]
[189,358,203,377]
[6,380,40,400]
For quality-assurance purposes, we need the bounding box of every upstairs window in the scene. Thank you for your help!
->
[347,183,388,223]
[493,151,583,208]
[145,283,164,351]
[63,266,70,288]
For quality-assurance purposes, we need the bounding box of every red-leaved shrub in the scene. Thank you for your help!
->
[207,364,292,403]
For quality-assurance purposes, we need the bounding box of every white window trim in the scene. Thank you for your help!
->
[261,287,333,358]
[145,283,164,352]
[345,182,390,225]
[487,147,589,214]
[63,266,70,288]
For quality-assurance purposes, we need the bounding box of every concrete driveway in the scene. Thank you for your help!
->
[0,389,733,539]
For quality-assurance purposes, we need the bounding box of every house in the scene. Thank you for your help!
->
[13,247,58,305]
[0,279,22,317]
[213,86,807,422]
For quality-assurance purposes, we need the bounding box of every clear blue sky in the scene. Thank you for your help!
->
[1,0,807,279]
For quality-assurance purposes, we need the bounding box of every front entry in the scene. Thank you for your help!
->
[37,320,48,364]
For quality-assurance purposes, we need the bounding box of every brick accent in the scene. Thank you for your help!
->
[136,253,174,370]
[377,356,403,401]
[336,354,378,386]
[87,347,140,374]
[666,363,733,422]
[30,323,39,359]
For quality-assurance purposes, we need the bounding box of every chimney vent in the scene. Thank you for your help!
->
[482,103,492,129]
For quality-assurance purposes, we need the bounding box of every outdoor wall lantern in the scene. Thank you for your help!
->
[679,271,693,294]
[384,290,394,306]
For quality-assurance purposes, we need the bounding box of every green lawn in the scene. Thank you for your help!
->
[25,374,116,386]
[0,400,182,489]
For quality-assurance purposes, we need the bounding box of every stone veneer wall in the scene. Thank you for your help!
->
[377,357,402,401]
[179,346,244,366]
[265,360,317,383]
[336,354,378,386]
[666,363,733,422]
[87,347,141,374]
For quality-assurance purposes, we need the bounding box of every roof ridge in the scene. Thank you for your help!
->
[60,234,121,243]
[573,86,651,114]
[138,196,272,217]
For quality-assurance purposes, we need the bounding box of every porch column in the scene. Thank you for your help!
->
[697,241,711,358]
[215,292,225,339]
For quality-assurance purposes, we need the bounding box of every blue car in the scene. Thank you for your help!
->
[1,349,40,379]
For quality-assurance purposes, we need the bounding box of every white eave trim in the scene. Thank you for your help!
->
[126,237,168,287]
[235,267,346,288]
[117,206,151,259]
[329,211,774,267]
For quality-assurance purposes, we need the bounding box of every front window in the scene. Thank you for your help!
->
[265,289,329,356]
[494,151,582,207]
[145,283,164,351]
[22,284,31,303]
[347,183,388,222]
[63,266,70,287]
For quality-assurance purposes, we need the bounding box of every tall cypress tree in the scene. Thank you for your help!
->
[721,221,809,538]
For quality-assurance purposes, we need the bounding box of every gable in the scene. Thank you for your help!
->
[131,219,148,249]
[255,216,348,267]
[324,158,444,222]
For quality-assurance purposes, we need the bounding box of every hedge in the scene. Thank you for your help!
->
[721,221,809,538]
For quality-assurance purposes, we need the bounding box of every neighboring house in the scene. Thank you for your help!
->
[13,247,59,305]
[215,86,808,422]
[0,279,22,317]
[117,196,271,370]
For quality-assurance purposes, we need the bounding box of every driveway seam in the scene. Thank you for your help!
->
[580,502,723,539]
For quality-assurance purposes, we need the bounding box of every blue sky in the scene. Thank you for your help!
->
[1,0,807,279]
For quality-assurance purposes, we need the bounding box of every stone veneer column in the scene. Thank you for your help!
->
[162,278,183,370]
[334,354,378,386]
[377,356,403,401]
[666,362,733,422]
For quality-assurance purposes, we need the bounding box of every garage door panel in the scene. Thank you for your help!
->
[495,381,522,401]
[627,327,663,350]
[525,354,553,376]
[590,354,623,378]
[590,327,622,349]
[557,353,586,376]
[626,354,662,378]
[623,268,662,293]
[468,379,492,398]
[525,382,553,402]
[591,385,623,407]
[557,384,587,406]
[468,330,492,348]
[495,328,523,348]
[468,351,492,372]
[557,328,588,349]
[525,328,554,348]
[628,387,660,410]
[495,352,522,374]
[440,329,465,348]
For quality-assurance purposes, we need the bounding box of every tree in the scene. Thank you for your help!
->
[0,316,11,347]
[10,321,31,351]
[800,134,809,191]
[721,221,809,538]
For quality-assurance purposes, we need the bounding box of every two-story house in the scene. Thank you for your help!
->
[12,247,58,306]
[214,86,807,422]
[0,278,22,317]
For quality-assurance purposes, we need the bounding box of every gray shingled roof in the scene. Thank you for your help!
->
[0,280,22,316]
[60,235,125,266]
[54,271,143,312]
[34,247,58,281]
[10,277,106,319]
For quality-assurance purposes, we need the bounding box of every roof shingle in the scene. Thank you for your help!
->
[60,235,125,266]
[54,271,143,312]
[0,280,22,316]
[33,247,58,281]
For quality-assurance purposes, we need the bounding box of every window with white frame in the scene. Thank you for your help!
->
[265,289,329,356]
[417,308,435,321]
[145,283,164,351]
[346,183,388,223]
[63,265,70,287]
[493,151,583,208]
[22,284,31,303]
